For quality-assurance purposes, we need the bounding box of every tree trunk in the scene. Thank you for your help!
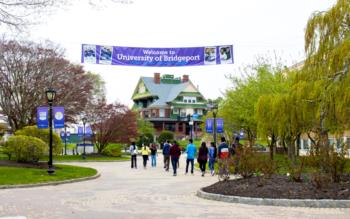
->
[287,135,296,166]
[269,133,276,160]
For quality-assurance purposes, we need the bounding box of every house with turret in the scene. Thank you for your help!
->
[132,73,207,139]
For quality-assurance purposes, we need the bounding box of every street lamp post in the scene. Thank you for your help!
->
[82,117,87,159]
[46,88,56,175]
[208,103,218,146]
[64,125,67,155]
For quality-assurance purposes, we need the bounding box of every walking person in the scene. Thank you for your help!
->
[162,140,171,171]
[185,139,197,175]
[197,142,209,177]
[208,142,217,176]
[170,141,181,176]
[150,143,157,167]
[141,144,151,169]
[218,136,230,178]
[129,142,138,169]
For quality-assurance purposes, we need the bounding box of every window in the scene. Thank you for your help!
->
[328,138,335,146]
[173,108,179,114]
[183,96,196,103]
[180,109,186,117]
[159,109,165,117]
[197,109,203,115]
[303,139,309,150]
[151,110,157,117]
[346,137,350,149]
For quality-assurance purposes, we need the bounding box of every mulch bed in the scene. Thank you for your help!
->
[0,160,51,169]
[203,174,350,200]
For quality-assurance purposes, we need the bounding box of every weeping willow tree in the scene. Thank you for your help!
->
[299,0,350,149]
[221,62,286,147]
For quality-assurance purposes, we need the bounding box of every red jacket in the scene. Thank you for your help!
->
[170,144,181,159]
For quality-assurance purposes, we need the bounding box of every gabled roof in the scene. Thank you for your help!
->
[141,77,189,107]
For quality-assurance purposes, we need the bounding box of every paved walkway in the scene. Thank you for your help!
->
[0,156,349,219]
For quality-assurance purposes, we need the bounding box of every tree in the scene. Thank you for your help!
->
[87,100,137,153]
[136,116,155,146]
[0,39,96,130]
[221,62,286,147]
[301,0,350,149]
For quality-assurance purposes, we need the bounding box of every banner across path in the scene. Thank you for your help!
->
[81,44,233,67]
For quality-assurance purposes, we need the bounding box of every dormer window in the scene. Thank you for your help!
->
[183,96,196,103]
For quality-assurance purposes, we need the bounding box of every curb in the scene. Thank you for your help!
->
[196,188,350,208]
[0,172,101,189]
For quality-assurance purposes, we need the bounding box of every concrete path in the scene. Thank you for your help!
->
[0,156,349,219]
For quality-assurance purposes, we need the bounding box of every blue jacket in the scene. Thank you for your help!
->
[163,143,170,156]
[186,143,197,159]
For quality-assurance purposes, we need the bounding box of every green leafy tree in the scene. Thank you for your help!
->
[15,125,62,154]
[3,135,47,162]
[301,0,350,149]
[221,62,287,147]
[157,131,174,145]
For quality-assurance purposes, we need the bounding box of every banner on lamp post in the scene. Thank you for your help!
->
[37,107,49,128]
[205,118,213,133]
[53,106,64,128]
[86,126,92,137]
[216,118,224,133]
[78,126,83,137]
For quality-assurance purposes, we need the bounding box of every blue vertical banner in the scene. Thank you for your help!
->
[53,106,64,128]
[216,118,224,133]
[86,126,92,137]
[37,107,49,128]
[78,127,83,137]
[206,118,213,133]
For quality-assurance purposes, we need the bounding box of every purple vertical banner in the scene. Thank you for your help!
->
[78,127,83,137]
[206,118,213,133]
[37,107,48,128]
[86,126,92,137]
[53,106,64,129]
[216,118,224,133]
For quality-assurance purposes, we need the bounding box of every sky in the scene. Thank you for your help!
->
[27,0,336,107]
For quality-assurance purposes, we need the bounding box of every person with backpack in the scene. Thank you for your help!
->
[141,144,151,169]
[129,142,138,169]
[197,142,209,177]
[218,136,229,159]
[162,140,171,171]
[169,141,181,176]
[185,139,197,175]
[150,143,157,167]
[208,142,217,176]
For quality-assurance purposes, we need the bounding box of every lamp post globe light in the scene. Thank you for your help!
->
[82,117,87,159]
[45,88,56,175]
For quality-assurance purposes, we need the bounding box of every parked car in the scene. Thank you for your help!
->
[254,143,267,152]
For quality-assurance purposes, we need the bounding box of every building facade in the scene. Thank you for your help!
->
[132,73,207,139]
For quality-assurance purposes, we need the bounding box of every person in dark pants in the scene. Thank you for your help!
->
[150,143,157,167]
[162,140,171,171]
[185,139,197,175]
[197,142,209,177]
[129,142,138,169]
[170,141,181,176]
[141,144,151,169]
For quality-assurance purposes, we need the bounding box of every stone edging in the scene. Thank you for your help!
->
[0,172,101,189]
[197,188,350,208]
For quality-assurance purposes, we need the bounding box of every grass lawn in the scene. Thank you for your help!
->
[0,164,97,185]
[50,155,130,162]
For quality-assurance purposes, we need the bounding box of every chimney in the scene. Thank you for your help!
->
[154,73,160,84]
[182,74,189,83]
